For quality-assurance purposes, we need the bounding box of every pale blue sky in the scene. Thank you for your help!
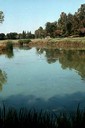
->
[0,0,85,34]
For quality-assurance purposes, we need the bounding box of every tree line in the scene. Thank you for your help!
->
[0,4,85,40]
[0,31,35,40]
[35,4,85,38]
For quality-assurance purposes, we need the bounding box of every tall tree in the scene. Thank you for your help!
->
[58,12,67,35]
[66,13,73,36]
[22,31,26,39]
[0,33,5,40]
[6,32,18,39]
[35,27,46,38]
[45,22,57,37]
[72,14,79,35]
[77,4,85,28]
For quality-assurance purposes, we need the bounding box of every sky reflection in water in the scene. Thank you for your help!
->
[0,47,85,111]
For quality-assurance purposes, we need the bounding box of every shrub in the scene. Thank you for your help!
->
[18,40,23,46]
[6,41,13,51]
[18,39,31,46]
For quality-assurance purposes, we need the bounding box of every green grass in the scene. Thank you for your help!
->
[0,106,85,128]
[50,37,85,43]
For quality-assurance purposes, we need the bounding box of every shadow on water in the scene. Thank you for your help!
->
[18,46,32,50]
[5,50,14,59]
[0,50,14,59]
[0,69,7,91]
[36,48,85,79]
[0,46,32,59]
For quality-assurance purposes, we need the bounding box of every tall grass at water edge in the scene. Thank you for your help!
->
[0,105,85,128]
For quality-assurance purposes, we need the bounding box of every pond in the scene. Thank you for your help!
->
[0,47,85,112]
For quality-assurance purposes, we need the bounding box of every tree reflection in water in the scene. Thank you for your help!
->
[36,48,85,80]
[0,50,14,59]
[0,69,7,91]
[5,50,14,58]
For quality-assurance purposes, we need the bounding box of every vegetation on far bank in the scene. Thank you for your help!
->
[0,4,85,49]
[0,37,85,51]
[1,4,85,40]
[0,36,85,44]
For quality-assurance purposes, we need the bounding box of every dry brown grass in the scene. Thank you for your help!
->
[0,37,85,50]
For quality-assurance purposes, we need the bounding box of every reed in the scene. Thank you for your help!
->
[0,105,85,128]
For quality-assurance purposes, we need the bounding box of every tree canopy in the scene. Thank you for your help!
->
[35,4,85,38]
[1,4,85,39]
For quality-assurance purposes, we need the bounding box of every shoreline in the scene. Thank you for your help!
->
[0,37,85,51]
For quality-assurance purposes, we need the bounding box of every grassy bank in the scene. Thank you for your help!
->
[50,37,85,43]
[30,37,85,49]
[0,37,85,44]
[0,37,85,50]
[0,39,31,51]
[0,106,85,128]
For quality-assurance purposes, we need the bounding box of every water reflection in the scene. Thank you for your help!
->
[36,48,60,63]
[0,69,7,91]
[5,50,14,58]
[59,50,85,80]
[3,92,85,112]
[0,47,85,111]
[19,46,32,50]
[0,46,32,58]
[36,48,85,79]
[0,50,14,58]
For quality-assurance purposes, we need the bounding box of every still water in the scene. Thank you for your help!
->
[0,47,85,112]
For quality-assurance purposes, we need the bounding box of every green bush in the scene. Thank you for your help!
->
[18,39,23,46]
[6,41,13,51]
[18,39,31,46]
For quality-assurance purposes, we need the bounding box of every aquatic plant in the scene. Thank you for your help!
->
[0,105,85,128]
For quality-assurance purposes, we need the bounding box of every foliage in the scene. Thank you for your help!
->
[18,39,31,46]
[58,12,67,35]
[45,22,57,37]
[35,27,46,38]
[6,41,13,51]
[18,31,35,39]
[0,33,5,40]
[1,4,85,39]
[34,4,85,38]
[26,31,35,39]
[22,30,27,39]
[5,31,35,40]
[6,32,18,39]
[78,28,85,36]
